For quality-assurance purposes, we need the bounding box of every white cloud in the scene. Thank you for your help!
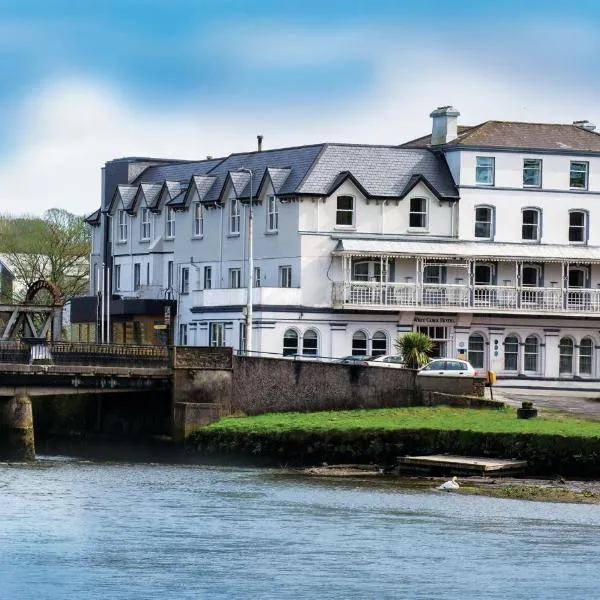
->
[2,28,600,217]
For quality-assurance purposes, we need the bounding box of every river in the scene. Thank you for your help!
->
[1,455,599,599]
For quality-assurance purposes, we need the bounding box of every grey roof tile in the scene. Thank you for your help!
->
[136,157,225,183]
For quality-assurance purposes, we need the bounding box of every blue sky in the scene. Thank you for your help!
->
[2,0,600,215]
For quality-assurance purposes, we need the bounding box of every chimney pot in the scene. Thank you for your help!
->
[257,135,263,151]
[573,120,596,131]
[430,106,460,145]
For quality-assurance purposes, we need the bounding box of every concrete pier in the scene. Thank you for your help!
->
[0,394,35,460]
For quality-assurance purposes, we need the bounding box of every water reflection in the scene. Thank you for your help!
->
[1,455,599,600]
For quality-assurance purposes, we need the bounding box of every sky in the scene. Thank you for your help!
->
[2,0,600,216]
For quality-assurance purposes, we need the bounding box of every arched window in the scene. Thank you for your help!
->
[302,329,319,356]
[352,331,368,356]
[371,331,388,356]
[468,334,485,369]
[504,336,519,371]
[524,335,539,372]
[283,329,298,356]
[579,338,594,375]
[559,337,574,375]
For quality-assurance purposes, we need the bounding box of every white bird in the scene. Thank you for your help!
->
[438,476,460,490]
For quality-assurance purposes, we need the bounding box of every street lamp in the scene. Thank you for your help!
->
[237,168,253,354]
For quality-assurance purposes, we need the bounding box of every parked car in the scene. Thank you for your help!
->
[336,355,372,366]
[367,355,405,368]
[417,359,476,377]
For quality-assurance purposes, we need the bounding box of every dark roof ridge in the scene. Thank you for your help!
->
[224,142,325,159]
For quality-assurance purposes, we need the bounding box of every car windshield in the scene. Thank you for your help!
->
[424,360,446,370]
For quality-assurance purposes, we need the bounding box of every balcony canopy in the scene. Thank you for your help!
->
[333,239,600,263]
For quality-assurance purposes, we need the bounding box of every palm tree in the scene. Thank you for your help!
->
[394,332,434,370]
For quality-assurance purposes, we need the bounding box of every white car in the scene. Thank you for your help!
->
[368,355,405,369]
[417,359,476,377]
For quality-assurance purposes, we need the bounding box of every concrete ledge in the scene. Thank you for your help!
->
[173,402,221,443]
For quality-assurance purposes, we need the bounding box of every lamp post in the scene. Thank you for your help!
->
[238,168,253,354]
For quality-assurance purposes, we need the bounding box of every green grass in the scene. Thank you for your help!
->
[205,406,600,438]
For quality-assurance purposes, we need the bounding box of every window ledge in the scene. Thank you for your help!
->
[164,237,175,242]
[192,235,204,240]
[334,225,356,231]
[475,182,495,187]
[116,240,128,244]
[265,230,279,235]
[227,233,241,238]
[407,227,429,233]
[140,238,151,243]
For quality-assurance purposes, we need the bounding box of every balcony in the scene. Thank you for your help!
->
[192,286,302,308]
[332,281,600,315]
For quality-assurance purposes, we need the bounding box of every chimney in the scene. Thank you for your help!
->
[257,135,263,151]
[430,106,460,145]
[573,120,596,132]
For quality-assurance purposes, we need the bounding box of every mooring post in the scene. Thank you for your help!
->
[0,394,36,461]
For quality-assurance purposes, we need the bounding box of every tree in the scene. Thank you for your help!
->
[0,209,91,303]
[394,332,434,370]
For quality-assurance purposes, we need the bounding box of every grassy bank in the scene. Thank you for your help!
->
[204,406,600,437]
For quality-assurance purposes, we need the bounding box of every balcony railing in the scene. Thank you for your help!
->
[332,281,600,313]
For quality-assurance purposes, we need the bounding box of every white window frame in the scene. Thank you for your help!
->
[254,266,261,288]
[193,202,204,237]
[166,207,175,239]
[229,198,241,234]
[209,322,225,347]
[568,210,587,244]
[475,156,495,186]
[204,266,212,290]
[570,161,589,190]
[267,195,279,232]
[523,335,539,373]
[283,329,299,356]
[335,195,355,227]
[118,209,128,242]
[167,260,174,289]
[474,205,494,239]
[180,267,190,294]
[133,263,141,291]
[114,264,121,291]
[302,329,319,356]
[409,197,428,229]
[179,323,188,345]
[521,208,541,241]
[279,265,292,288]
[141,208,151,240]
[523,158,542,188]
[229,268,241,289]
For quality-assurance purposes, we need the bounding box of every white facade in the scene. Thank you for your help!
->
[87,113,600,384]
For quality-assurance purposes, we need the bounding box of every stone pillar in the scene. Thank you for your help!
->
[0,394,35,461]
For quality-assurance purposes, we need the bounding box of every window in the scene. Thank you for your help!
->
[568,266,587,288]
[351,260,381,282]
[371,331,387,356]
[229,268,241,289]
[474,264,494,286]
[559,337,574,374]
[267,195,279,231]
[118,210,128,242]
[569,210,587,243]
[239,322,246,353]
[476,156,495,185]
[474,206,493,239]
[522,208,541,241]
[146,263,150,285]
[523,159,542,187]
[409,197,427,228]
[580,338,594,375]
[114,264,121,291]
[209,323,225,347]
[204,266,212,290]
[302,329,318,356]
[230,198,240,234]
[141,208,151,240]
[336,195,355,227]
[179,323,188,346]
[279,265,292,288]
[416,325,448,358]
[522,265,542,287]
[180,267,190,294]
[570,161,588,189]
[254,267,261,288]
[167,260,174,289]
[524,335,539,372]
[423,263,445,284]
[283,329,299,356]
[193,202,203,237]
[504,336,519,371]
[166,207,175,238]
[352,331,368,356]
[133,263,141,291]
[468,334,485,369]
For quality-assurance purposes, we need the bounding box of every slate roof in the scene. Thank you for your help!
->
[298,145,458,199]
[401,121,600,152]
[85,208,101,225]
[136,157,225,183]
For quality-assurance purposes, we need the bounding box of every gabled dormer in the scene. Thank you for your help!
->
[130,183,162,215]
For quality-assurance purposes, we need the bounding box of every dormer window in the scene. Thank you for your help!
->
[475,156,495,186]
[267,195,279,232]
[141,208,151,240]
[118,209,128,242]
[409,197,428,229]
[230,198,240,234]
[166,207,175,238]
[335,195,355,227]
